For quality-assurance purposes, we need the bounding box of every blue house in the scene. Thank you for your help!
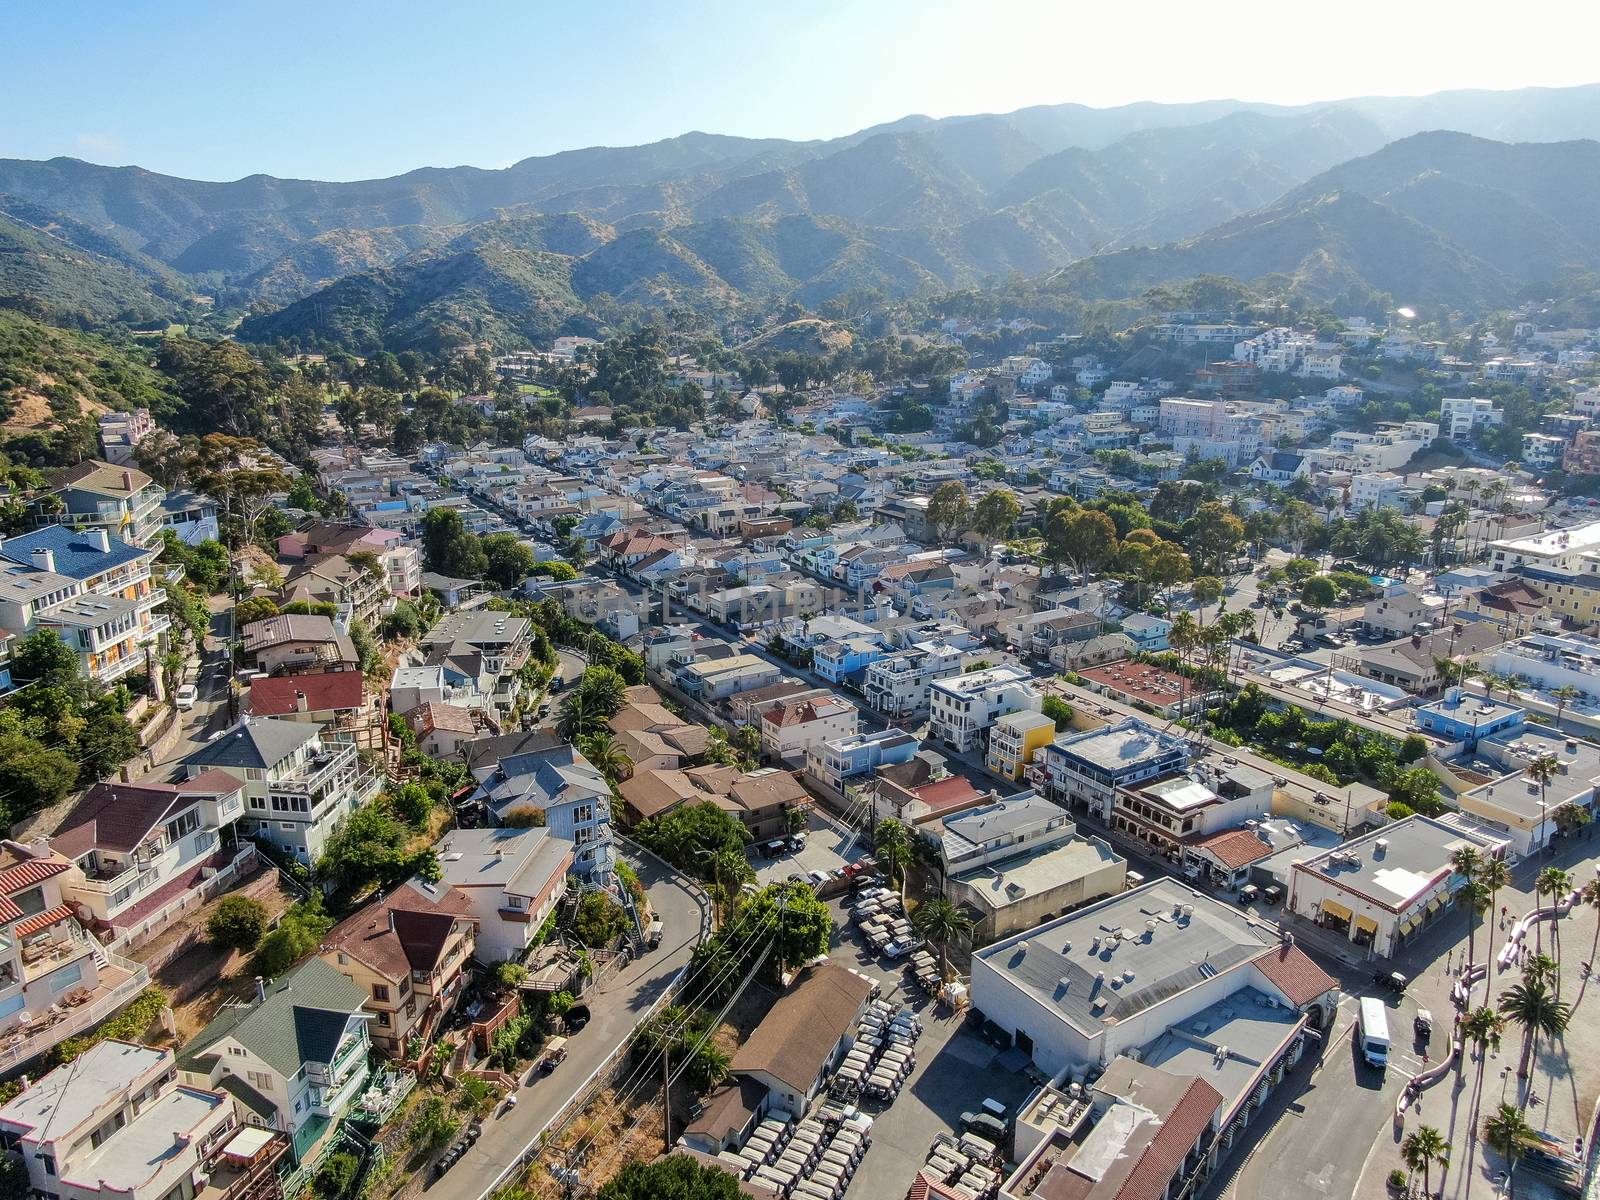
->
[1414,688,1526,748]
[814,634,887,685]
[1120,613,1172,652]
[805,728,919,794]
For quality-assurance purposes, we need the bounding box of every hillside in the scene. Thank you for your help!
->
[0,204,192,325]
[0,310,176,431]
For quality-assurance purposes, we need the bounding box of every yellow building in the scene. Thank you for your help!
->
[1522,559,1600,628]
[985,710,1059,780]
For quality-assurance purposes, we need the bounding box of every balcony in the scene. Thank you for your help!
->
[0,953,149,1071]
[273,743,358,795]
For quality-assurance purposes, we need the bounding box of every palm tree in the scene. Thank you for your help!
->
[1482,1103,1533,1198]
[1461,1004,1504,1116]
[1550,684,1582,733]
[557,691,601,740]
[1478,856,1512,988]
[1527,753,1562,863]
[911,898,975,983]
[1460,880,1491,976]
[578,730,632,783]
[705,847,754,929]
[1402,1125,1448,1199]
[1169,611,1200,717]
[1450,845,1485,965]
[1498,976,1570,1081]
[1535,866,1573,987]
[874,818,912,900]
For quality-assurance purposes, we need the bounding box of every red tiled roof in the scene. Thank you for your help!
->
[13,904,73,939]
[248,670,366,716]
[1252,943,1339,1007]
[0,858,68,895]
[1191,827,1273,870]
[1115,1077,1223,1200]
[907,1170,968,1200]
[0,897,21,925]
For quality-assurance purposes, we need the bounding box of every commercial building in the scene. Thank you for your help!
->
[929,664,1041,754]
[1287,816,1507,959]
[1028,717,1193,822]
[971,879,1339,1080]
[1413,688,1527,749]
[1457,727,1600,857]
[1489,519,1600,573]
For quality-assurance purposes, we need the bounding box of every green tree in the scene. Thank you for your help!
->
[926,482,970,544]
[420,508,487,579]
[1041,694,1074,732]
[1478,856,1513,990]
[734,882,833,977]
[1401,1125,1448,1199]
[574,891,627,947]
[578,730,632,784]
[1386,767,1442,816]
[254,899,334,976]
[1482,1103,1533,1197]
[0,732,78,816]
[1300,575,1338,611]
[317,803,410,892]
[1498,975,1569,1080]
[391,782,434,828]
[705,846,755,929]
[971,489,1022,541]
[12,629,78,684]
[313,1151,360,1200]
[480,532,537,589]
[635,802,748,873]
[874,818,912,899]
[207,895,267,953]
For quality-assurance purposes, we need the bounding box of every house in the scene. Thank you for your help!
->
[178,960,372,1163]
[241,614,359,677]
[803,728,918,799]
[607,699,709,772]
[389,663,448,712]
[0,1040,273,1200]
[32,460,166,548]
[181,717,382,866]
[463,733,613,881]
[282,553,391,630]
[985,710,1058,781]
[1363,588,1442,639]
[1288,816,1507,959]
[0,526,169,687]
[1119,613,1172,651]
[322,877,478,1056]
[971,879,1340,1080]
[97,408,156,464]
[1047,631,1139,672]
[1247,451,1309,483]
[928,665,1042,754]
[159,491,221,546]
[434,827,574,964]
[1028,717,1192,821]
[419,611,534,714]
[617,766,740,827]
[0,846,151,1075]
[421,572,486,610]
[403,701,491,758]
[675,654,784,703]
[861,641,964,721]
[45,770,253,948]
[729,963,874,1118]
[247,670,382,752]
[760,695,858,768]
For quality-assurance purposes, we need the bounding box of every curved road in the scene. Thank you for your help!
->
[444,845,708,1200]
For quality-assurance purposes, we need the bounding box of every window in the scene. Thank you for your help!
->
[374,1010,391,1027]
[49,963,83,994]
[372,984,389,1002]
[247,1071,272,1092]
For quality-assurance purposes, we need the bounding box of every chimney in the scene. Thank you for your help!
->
[121,470,134,492]
[31,547,55,574]
[88,528,110,552]
[254,976,266,1003]
[294,690,309,714]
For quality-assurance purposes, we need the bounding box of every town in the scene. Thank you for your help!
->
[0,289,1591,1200]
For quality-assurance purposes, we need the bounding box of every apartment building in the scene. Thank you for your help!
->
[178,960,371,1164]
[760,695,858,768]
[0,1041,262,1200]
[282,553,392,630]
[418,610,535,713]
[1490,519,1600,573]
[928,664,1042,754]
[181,718,382,866]
[985,710,1058,780]
[0,848,150,1076]
[1438,397,1504,441]
[803,728,918,798]
[1027,717,1192,821]
[463,732,613,881]
[435,827,575,964]
[32,461,166,548]
[322,878,478,1056]
[0,527,169,687]
[861,641,965,724]
[96,409,157,466]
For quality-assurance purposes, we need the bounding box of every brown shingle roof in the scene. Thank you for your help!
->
[730,963,872,1096]
[325,881,475,982]
[248,670,366,716]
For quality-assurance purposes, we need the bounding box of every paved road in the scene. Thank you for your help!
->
[444,846,709,1199]
[135,598,235,782]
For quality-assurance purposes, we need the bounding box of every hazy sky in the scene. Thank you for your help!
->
[5,0,1598,181]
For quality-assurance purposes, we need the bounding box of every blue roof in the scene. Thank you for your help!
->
[2,526,147,579]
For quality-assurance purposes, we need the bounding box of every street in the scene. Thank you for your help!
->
[446,844,709,1200]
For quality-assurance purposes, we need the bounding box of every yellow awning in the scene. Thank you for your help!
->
[1320,899,1353,922]
[1399,917,1420,936]
[1354,915,1379,935]
[1426,896,1444,914]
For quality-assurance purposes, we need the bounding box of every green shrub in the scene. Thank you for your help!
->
[207,895,267,952]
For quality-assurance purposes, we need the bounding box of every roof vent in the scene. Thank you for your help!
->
[1374,838,1389,857]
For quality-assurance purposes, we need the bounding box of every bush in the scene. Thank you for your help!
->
[254,900,333,976]
[314,1151,360,1199]
[1041,695,1073,731]
[207,896,267,952]
[502,805,547,828]
[48,987,168,1066]
[574,892,627,948]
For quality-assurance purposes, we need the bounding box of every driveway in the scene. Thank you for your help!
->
[446,846,709,1200]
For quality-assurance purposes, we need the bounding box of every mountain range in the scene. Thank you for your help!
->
[2,83,1600,348]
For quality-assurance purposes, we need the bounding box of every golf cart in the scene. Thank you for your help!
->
[536,1036,568,1075]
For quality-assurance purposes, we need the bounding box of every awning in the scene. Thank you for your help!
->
[1399,917,1420,936]
[1319,898,1353,922]
[1353,915,1379,935]
[1426,896,1444,914]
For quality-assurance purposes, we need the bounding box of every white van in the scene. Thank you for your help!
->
[1358,997,1390,1069]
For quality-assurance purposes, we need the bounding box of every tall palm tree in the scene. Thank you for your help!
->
[1498,976,1570,1081]
[911,898,975,983]
[1482,1103,1533,1199]
[1460,879,1491,975]
[1576,878,1600,1008]
[557,691,601,740]
[1402,1125,1448,1199]
[1535,866,1573,988]
[1478,856,1512,988]
[1461,1004,1504,1115]
[1550,684,1582,733]
[874,818,912,900]
[705,847,754,929]
[1450,846,1485,965]
[1526,754,1562,867]
[578,730,632,783]
[1168,611,1200,718]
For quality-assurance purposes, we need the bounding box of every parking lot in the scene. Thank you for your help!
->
[819,893,1037,1199]
[748,808,870,888]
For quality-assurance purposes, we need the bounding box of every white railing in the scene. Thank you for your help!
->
[0,957,150,1071]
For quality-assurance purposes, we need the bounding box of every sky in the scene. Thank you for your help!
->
[4,0,1599,182]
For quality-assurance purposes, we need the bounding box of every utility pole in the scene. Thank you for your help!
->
[661,1029,673,1153]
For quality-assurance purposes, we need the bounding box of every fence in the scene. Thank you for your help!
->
[471,837,711,1200]
[111,844,261,957]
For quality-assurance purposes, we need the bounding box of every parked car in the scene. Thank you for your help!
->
[960,1111,1009,1143]
[174,683,198,710]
